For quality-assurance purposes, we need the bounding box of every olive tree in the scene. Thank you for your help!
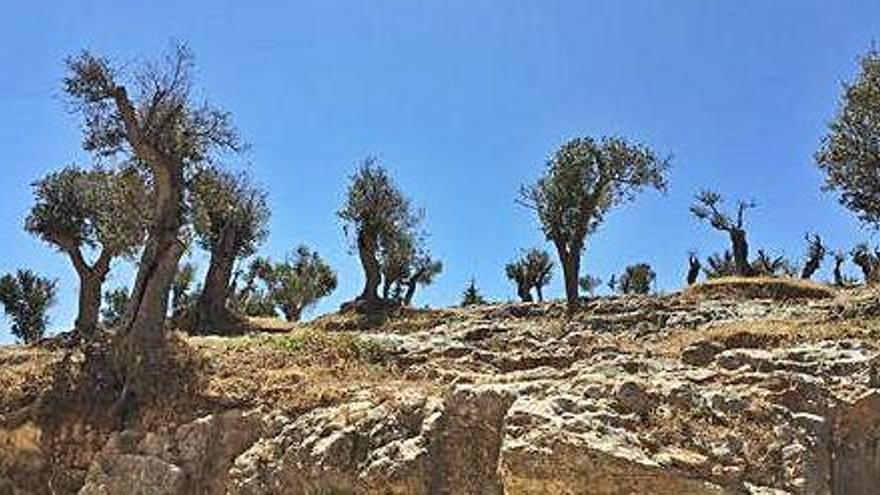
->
[262,246,337,322]
[191,167,269,333]
[578,274,602,296]
[25,165,148,336]
[520,136,669,311]
[617,263,656,295]
[338,158,422,305]
[64,44,243,396]
[800,234,826,280]
[505,248,553,302]
[0,270,57,344]
[816,50,880,227]
[690,191,755,277]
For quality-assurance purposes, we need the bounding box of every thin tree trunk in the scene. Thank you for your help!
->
[535,285,544,302]
[357,230,381,303]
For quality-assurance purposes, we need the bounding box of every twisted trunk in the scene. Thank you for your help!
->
[357,230,381,303]
[195,223,239,334]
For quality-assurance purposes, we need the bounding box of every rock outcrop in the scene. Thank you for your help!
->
[4,285,880,494]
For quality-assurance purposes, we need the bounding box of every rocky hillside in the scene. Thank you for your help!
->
[3,278,880,494]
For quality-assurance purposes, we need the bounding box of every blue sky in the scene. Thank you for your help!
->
[1,1,878,342]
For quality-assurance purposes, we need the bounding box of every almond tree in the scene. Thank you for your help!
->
[690,191,755,277]
[191,167,269,333]
[64,44,243,397]
[25,165,148,337]
[520,136,669,310]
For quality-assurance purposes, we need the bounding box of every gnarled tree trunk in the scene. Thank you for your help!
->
[67,248,111,338]
[195,223,239,334]
[357,230,381,303]
[730,229,751,277]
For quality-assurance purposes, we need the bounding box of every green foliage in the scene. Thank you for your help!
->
[617,263,656,295]
[269,328,385,364]
[0,270,57,344]
[234,247,337,321]
[460,278,487,307]
[266,246,338,321]
[26,165,149,260]
[578,274,603,296]
[64,44,243,164]
[751,250,797,278]
[379,229,442,304]
[704,251,735,279]
[101,287,130,327]
[191,167,270,259]
[338,157,422,251]
[521,136,669,248]
[171,262,198,316]
[816,50,880,227]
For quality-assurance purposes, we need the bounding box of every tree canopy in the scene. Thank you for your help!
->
[0,270,57,344]
[816,50,880,227]
[521,136,669,309]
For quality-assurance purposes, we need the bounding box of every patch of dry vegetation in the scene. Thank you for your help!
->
[686,276,837,301]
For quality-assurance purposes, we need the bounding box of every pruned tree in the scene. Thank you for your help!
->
[505,257,533,302]
[505,248,554,302]
[816,49,880,228]
[520,136,669,311]
[0,270,57,344]
[338,158,422,306]
[101,287,130,328]
[800,233,827,280]
[400,253,443,307]
[526,249,554,302]
[690,191,755,277]
[231,257,277,318]
[686,252,701,285]
[460,278,487,307]
[191,167,269,333]
[578,274,602,296]
[617,263,656,295]
[25,165,148,337]
[263,246,338,322]
[64,43,243,397]
[851,244,880,284]
[831,251,860,287]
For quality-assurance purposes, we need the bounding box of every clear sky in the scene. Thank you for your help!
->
[1,1,878,343]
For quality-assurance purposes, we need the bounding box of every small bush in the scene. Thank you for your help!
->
[268,329,386,365]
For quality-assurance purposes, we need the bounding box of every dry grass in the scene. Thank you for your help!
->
[686,276,837,301]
